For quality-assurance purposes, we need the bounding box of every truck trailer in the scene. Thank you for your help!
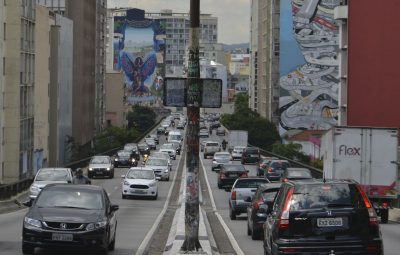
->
[321,126,398,223]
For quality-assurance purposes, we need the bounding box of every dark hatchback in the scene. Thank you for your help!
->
[22,184,118,255]
[247,183,281,240]
[264,160,290,181]
[217,164,248,189]
[113,150,138,168]
[263,179,383,255]
[241,147,261,164]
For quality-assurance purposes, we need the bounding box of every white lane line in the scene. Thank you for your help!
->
[200,156,245,255]
[135,146,183,255]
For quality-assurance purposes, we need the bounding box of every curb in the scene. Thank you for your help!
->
[0,191,29,214]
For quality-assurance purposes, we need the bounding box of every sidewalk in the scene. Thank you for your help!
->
[0,191,29,214]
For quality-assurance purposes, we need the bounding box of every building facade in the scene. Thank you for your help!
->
[2,0,36,183]
[105,72,125,127]
[0,0,4,183]
[249,0,258,111]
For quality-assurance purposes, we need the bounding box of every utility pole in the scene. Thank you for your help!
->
[181,0,201,251]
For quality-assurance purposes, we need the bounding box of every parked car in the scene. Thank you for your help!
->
[113,150,138,168]
[247,183,281,240]
[264,159,290,181]
[124,143,140,160]
[231,146,246,160]
[145,157,170,181]
[263,179,383,255]
[138,143,151,156]
[257,157,279,176]
[217,164,248,189]
[281,167,313,182]
[29,168,73,200]
[22,184,118,255]
[228,177,270,221]
[216,127,226,136]
[211,152,232,171]
[241,147,261,164]
[88,155,114,178]
[159,143,177,160]
[203,141,221,159]
[144,138,157,150]
[121,167,158,200]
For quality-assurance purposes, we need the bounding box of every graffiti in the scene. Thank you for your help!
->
[187,49,200,77]
[279,0,340,136]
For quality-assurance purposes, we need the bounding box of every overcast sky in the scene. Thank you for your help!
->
[108,0,251,44]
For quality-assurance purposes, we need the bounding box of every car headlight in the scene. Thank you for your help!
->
[164,169,169,173]
[86,221,107,231]
[106,168,111,171]
[148,182,157,187]
[30,185,40,193]
[123,181,130,186]
[114,158,119,161]
[24,217,42,229]
[131,158,136,162]
[88,168,93,171]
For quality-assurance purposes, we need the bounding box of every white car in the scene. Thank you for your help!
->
[121,167,158,200]
[145,157,170,181]
[151,151,172,170]
[231,146,246,160]
[29,168,73,200]
[159,143,177,160]
[212,152,233,171]
[88,155,114,178]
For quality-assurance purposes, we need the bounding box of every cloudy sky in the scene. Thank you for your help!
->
[108,0,251,44]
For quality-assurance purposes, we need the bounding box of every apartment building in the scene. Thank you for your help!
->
[0,0,4,183]
[249,0,258,111]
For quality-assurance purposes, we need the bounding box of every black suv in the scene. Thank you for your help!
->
[263,179,383,255]
[241,147,260,164]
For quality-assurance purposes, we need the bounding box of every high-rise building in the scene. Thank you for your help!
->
[249,0,259,111]
[2,0,36,183]
[0,0,4,183]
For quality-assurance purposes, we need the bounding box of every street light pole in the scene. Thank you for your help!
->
[181,0,202,251]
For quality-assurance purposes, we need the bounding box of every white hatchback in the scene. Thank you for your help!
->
[121,167,158,200]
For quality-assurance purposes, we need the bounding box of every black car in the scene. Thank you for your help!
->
[241,147,260,164]
[247,183,281,240]
[22,184,118,255]
[263,179,383,255]
[264,160,290,181]
[124,143,140,160]
[157,126,165,135]
[113,150,138,168]
[138,143,151,155]
[217,164,248,189]
[281,167,313,182]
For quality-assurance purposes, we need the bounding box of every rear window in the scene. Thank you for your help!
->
[206,142,219,146]
[262,189,279,202]
[246,148,258,153]
[290,184,365,210]
[270,161,290,169]
[234,179,269,188]
[287,169,312,178]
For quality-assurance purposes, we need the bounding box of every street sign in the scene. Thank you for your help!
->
[163,78,222,108]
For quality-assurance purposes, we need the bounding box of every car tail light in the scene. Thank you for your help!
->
[240,171,248,177]
[356,185,378,226]
[219,172,226,179]
[282,178,288,182]
[268,167,273,173]
[253,197,264,210]
[282,248,297,253]
[278,187,294,230]
[367,244,379,252]
[231,190,236,200]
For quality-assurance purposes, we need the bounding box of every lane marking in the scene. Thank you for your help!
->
[200,155,245,255]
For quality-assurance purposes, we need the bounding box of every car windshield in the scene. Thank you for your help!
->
[146,158,168,166]
[234,179,269,188]
[35,169,69,181]
[291,184,363,210]
[152,153,169,159]
[224,165,245,171]
[215,153,230,158]
[36,190,103,210]
[138,143,148,149]
[118,151,130,157]
[161,144,174,149]
[270,161,290,169]
[126,170,154,180]
[233,147,244,152]
[169,134,181,140]
[246,148,258,154]
[262,189,279,201]
[206,142,219,146]
[90,157,110,164]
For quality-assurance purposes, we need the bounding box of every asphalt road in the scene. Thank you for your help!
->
[200,131,400,255]
[0,132,180,255]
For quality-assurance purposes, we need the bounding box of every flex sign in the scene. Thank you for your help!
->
[338,145,361,156]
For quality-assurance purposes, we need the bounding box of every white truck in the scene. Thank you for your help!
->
[321,126,398,223]
[227,130,248,152]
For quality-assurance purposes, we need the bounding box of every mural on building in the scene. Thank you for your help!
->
[114,17,165,104]
[279,0,340,136]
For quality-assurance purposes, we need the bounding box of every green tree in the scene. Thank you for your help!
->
[126,105,156,132]
[271,143,311,165]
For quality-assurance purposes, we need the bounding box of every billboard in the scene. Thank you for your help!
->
[279,0,341,136]
[114,17,165,104]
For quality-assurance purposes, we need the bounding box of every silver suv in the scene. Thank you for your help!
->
[88,155,114,179]
[29,168,73,200]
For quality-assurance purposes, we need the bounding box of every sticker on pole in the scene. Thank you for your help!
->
[163,78,222,108]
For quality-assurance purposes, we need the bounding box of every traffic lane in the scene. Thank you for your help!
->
[0,208,28,255]
[200,147,263,255]
[381,223,400,255]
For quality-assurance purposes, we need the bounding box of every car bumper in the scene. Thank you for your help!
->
[273,239,383,255]
[22,227,108,250]
[231,201,250,213]
[114,161,136,167]
[122,186,157,196]
[88,169,113,176]
[218,178,237,187]
[154,171,169,180]
[231,154,242,160]
[243,157,259,163]
[266,173,281,181]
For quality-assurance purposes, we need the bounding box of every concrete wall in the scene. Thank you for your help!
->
[3,0,22,183]
[347,0,400,129]
[0,0,4,183]
[105,72,124,127]
[34,6,52,173]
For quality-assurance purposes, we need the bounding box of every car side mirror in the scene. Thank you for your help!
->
[259,204,269,214]
[224,187,231,192]
[121,175,125,178]
[245,197,252,203]
[111,204,119,212]
[22,199,32,207]
[67,180,72,184]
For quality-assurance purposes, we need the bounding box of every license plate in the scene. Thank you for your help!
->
[317,217,343,227]
[52,233,73,241]
[131,190,146,194]
[229,173,238,177]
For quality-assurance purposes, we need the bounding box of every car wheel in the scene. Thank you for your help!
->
[217,183,222,189]
[166,176,170,181]
[381,209,389,223]
[108,229,116,251]
[247,221,251,236]
[110,173,114,179]
[251,226,259,240]
[22,244,34,255]
[88,173,92,178]
[204,154,207,159]
[152,193,158,200]
[122,194,127,199]
[229,209,236,220]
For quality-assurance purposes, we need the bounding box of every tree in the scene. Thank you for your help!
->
[126,105,156,132]
[271,143,311,165]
